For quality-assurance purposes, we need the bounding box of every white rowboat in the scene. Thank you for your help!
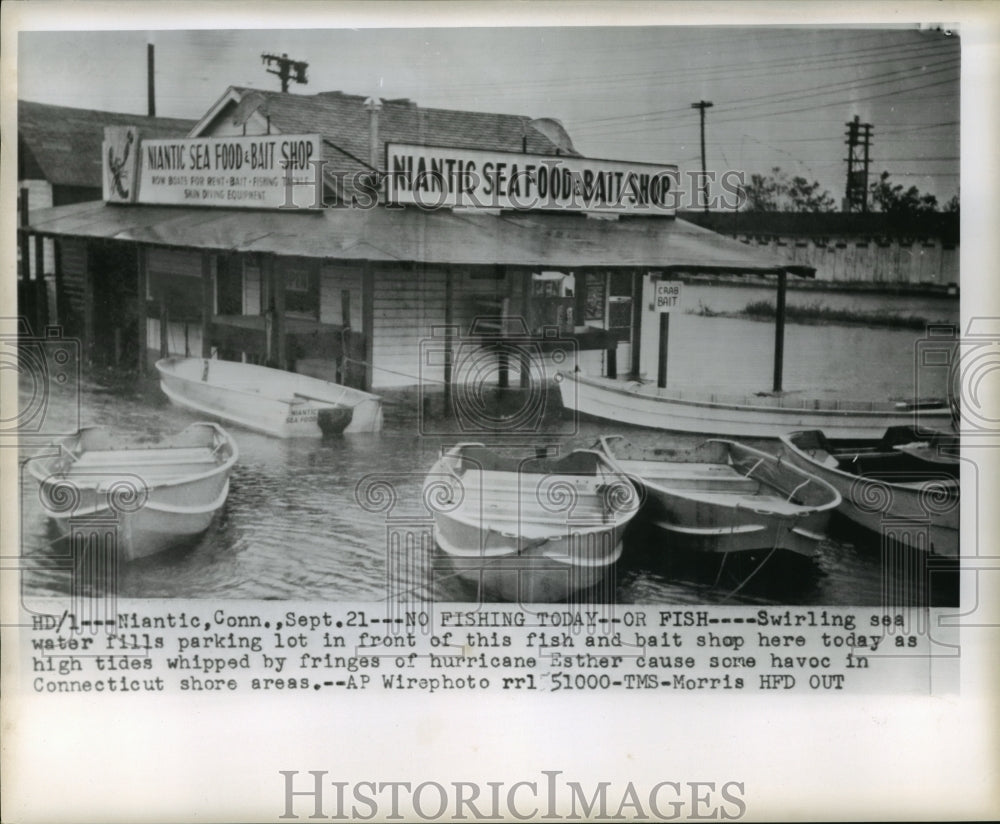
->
[156,357,383,437]
[599,435,841,558]
[425,444,640,602]
[778,429,959,558]
[28,423,238,561]
[557,371,953,440]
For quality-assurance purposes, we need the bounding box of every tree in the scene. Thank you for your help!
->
[786,175,837,213]
[739,167,835,212]
[869,171,939,215]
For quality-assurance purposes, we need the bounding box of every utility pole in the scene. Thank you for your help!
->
[691,100,713,213]
[147,43,156,116]
[261,53,308,93]
[844,115,873,212]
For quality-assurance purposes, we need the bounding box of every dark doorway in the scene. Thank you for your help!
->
[89,242,138,367]
[216,255,243,316]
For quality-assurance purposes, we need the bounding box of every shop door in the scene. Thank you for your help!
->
[216,255,243,316]
[89,242,139,366]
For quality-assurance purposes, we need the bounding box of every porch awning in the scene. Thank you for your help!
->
[26,200,813,276]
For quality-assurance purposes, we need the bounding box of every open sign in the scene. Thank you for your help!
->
[654,281,683,313]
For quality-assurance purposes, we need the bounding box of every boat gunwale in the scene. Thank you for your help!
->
[780,429,961,496]
[598,434,842,516]
[156,356,381,408]
[560,370,951,419]
[426,444,639,537]
[432,525,625,567]
[27,422,239,495]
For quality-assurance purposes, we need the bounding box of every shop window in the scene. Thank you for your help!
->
[584,273,606,321]
[150,273,202,322]
[282,259,319,318]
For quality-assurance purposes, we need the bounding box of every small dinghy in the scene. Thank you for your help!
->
[28,423,238,561]
[425,444,640,602]
[598,435,840,559]
[156,357,383,437]
[778,428,959,558]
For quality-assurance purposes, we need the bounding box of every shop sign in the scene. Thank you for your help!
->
[654,280,683,312]
[103,129,323,210]
[385,143,678,215]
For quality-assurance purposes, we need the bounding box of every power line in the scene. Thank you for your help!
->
[571,57,958,137]
[579,73,958,142]
[423,32,956,101]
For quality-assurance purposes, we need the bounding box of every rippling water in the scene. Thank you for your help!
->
[18,289,960,607]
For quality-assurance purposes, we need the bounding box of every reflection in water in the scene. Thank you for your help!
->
[19,292,960,607]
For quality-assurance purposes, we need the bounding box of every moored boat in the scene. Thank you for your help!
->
[557,370,953,440]
[778,429,959,558]
[424,443,640,602]
[598,435,841,558]
[28,423,238,561]
[156,357,383,437]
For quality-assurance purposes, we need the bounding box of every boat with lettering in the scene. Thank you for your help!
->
[424,443,640,601]
[28,423,238,560]
[156,357,383,437]
[598,435,840,558]
[777,428,959,558]
[557,370,952,440]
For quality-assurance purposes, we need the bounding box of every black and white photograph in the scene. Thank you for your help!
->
[2,2,998,822]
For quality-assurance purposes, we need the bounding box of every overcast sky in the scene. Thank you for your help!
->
[18,26,960,206]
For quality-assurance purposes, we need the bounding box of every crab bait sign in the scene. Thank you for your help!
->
[654,281,683,312]
[103,128,322,209]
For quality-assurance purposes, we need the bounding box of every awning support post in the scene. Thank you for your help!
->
[773,270,787,393]
[630,270,644,378]
[18,190,30,282]
[273,258,286,369]
[159,285,168,359]
[443,264,453,417]
[361,261,374,392]
[497,345,509,389]
[82,242,94,365]
[519,269,531,389]
[33,233,48,332]
[657,312,669,389]
[201,253,213,358]
[136,246,147,373]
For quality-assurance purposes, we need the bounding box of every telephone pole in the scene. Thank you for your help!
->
[844,115,873,212]
[691,100,714,213]
[261,53,309,93]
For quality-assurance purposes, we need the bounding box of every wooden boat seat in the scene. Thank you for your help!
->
[618,460,760,493]
[75,447,217,466]
[682,490,809,515]
[456,448,602,476]
[66,464,222,484]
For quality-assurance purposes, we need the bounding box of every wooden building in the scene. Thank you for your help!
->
[17,100,195,344]
[22,86,804,388]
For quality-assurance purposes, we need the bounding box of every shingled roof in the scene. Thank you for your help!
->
[18,99,196,189]
[199,86,579,203]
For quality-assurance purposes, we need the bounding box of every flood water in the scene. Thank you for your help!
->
[17,286,961,607]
